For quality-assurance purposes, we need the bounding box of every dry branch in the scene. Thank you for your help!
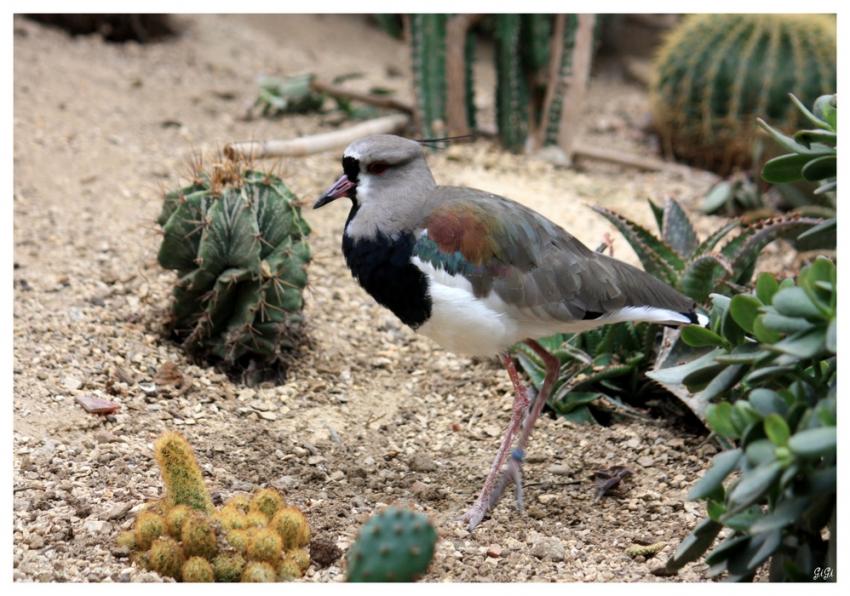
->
[224,114,410,160]
[311,80,413,114]
[556,14,596,160]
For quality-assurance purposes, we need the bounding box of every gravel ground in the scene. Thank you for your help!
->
[12,14,746,582]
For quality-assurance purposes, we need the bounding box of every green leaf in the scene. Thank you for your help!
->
[699,364,745,402]
[702,181,735,214]
[728,461,782,509]
[788,427,836,459]
[759,312,814,334]
[801,155,836,182]
[666,518,723,570]
[648,199,664,234]
[812,94,837,130]
[688,449,742,500]
[749,497,809,533]
[662,199,700,258]
[752,316,782,344]
[646,348,723,387]
[755,273,779,305]
[826,319,836,353]
[756,117,823,156]
[761,153,811,183]
[591,205,682,283]
[731,529,782,575]
[771,287,822,319]
[793,129,836,148]
[745,440,776,467]
[680,325,726,348]
[556,391,602,414]
[748,389,787,417]
[706,403,738,439]
[728,294,761,334]
[763,414,790,446]
[731,400,760,435]
[679,254,733,303]
[769,329,826,359]
[789,93,832,130]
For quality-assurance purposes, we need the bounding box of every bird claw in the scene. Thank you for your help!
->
[461,449,526,532]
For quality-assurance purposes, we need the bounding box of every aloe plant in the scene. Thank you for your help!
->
[592,198,826,304]
[652,258,836,581]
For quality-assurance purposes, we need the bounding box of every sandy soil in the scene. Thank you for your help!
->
[13,15,734,582]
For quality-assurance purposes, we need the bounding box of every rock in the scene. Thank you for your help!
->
[83,519,112,535]
[257,410,277,421]
[310,538,343,568]
[408,454,437,472]
[63,376,82,391]
[486,544,503,558]
[105,502,132,520]
[637,456,654,467]
[27,534,45,549]
[329,470,345,482]
[537,494,557,505]
[529,534,565,562]
[547,464,571,475]
[138,382,157,396]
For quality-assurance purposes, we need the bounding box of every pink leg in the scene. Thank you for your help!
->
[461,353,530,530]
[463,340,561,531]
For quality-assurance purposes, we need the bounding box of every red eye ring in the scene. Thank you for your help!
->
[366,161,389,175]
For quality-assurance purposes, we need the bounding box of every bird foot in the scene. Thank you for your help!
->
[460,449,525,532]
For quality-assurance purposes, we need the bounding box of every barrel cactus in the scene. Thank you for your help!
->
[346,507,438,582]
[651,14,836,174]
[157,159,311,374]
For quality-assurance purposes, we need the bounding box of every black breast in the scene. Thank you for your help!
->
[342,227,432,329]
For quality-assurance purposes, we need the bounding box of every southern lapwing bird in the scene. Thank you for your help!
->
[315,135,707,531]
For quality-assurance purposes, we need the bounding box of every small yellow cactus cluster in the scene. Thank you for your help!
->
[117,431,311,582]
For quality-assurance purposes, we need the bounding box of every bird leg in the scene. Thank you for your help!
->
[475,339,561,523]
[462,342,560,531]
[461,353,530,531]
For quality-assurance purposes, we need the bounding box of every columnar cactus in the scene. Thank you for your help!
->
[154,431,213,514]
[346,507,438,582]
[157,159,311,373]
[651,14,836,174]
[493,15,529,152]
[410,14,448,139]
[119,431,312,582]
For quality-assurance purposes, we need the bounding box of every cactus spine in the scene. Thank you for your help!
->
[121,431,312,582]
[346,507,438,582]
[651,14,836,174]
[157,160,311,374]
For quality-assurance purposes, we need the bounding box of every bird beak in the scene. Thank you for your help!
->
[314,174,355,209]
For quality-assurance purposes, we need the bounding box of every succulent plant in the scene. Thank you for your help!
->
[758,93,837,250]
[182,556,215,582]
[408,14,594,153]
[410,14,448,139]
[157,159,311,376]
[592,198,826,304]
[346,507,438,582]
[251,74,324,118]
[121,431,312,582]
[652,258,836,581]
[153,431,213,514]
[651,14,836,174]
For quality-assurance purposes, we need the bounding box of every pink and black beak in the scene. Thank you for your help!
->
[314,174,355,209]
[315,155,360,209]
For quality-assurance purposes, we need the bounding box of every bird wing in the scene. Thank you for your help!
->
[412,187,696,324]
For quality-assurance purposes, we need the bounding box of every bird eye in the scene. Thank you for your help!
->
[366,161,389,175]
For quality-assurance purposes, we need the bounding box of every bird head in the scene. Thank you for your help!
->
[314,135,435,209]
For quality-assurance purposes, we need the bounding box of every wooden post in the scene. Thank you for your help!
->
[532,14,567,151]
[444,14,480,136]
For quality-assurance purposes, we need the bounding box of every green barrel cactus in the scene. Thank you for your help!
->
[346,507,438,582]
[157,161,311,372]
[651,14,836,174]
